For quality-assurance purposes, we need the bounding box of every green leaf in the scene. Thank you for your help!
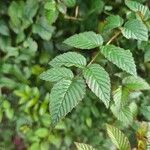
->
[0,20,9,36]
[64,31,103,49]
[140,106,150,121]
[121,19,148,41]
[49,52,87,68]
[44,0,58,24]
[63,0,76,8]
[74,142,96,150]
[111,105,133,125]
[101,45,137,76]
[39,67,74,82]
[29,143,40,150]
[112,86,122,107]
[50,77,86,125]
[83,64,110,108]
[8,1,24,32]
[106,124,131,150]
[23,0,39,23]
[89,0,104,14]
[104,15,123,31]
[35,128,49,138]
[144,49,150,62]
[125,0,150,20]
[0,77,18,89]
[123,76,150,91]
[32,17,55,40]
[111,87,133,125]
[57,2,67,14]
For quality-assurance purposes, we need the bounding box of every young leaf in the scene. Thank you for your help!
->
[123,76,150,91]
[83,64,110,108]
[64,31,103,49]
[125,0,150,20]
[121,19,148,41]
[39,67,74,82]
[104,15,123,31]
[106,124,131,150]
[101,45,137,76]
[74,142,96,150]
[49,52,87,68]
[50,77,86,125]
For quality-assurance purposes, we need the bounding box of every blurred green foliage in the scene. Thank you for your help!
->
[0,0,150,149]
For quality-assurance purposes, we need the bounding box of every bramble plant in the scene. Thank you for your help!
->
[0,0,150,149]
[40,0,150,149]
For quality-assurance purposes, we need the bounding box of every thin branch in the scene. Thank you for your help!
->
[87,31,121,66]
[64,15,83,21]
[106,30,121,45]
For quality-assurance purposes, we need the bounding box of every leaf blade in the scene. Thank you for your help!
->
[49,52,87,68]
[74,142,96,150]
[104,15,123,31]
[39,67,74,82]
[83,64,110,108]
[50,77,86,125]
[121,19,148,41]
[101,45,137,76]
[106,124,131,150]
[125,0,150,20]
[64,31,103,49]
[123,76,150,91]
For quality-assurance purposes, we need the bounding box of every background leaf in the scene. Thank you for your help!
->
[123,76,150,91]
[32,17,55,41]
[104,15,123,31]
[75,142,96,150]
[106,124,131,150]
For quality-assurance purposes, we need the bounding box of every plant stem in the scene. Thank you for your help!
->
[106,31,121,45]
[87,31,121,66]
